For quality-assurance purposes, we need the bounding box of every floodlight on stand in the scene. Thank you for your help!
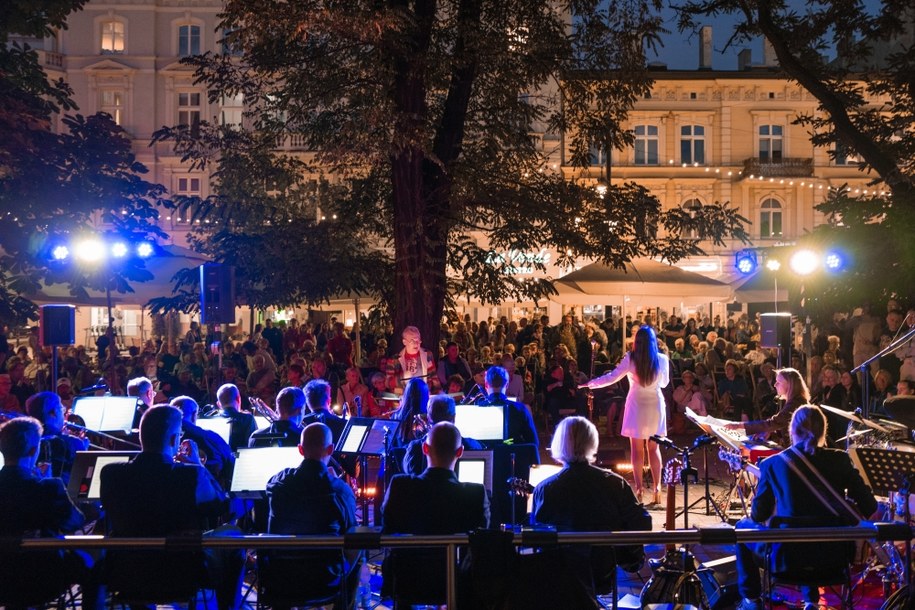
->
[136,243,154,258]
[111,242,129,258]
[74,239,105,263]
[765,259,781,271]
[51,245,70,261]
[789,249,819,276]
[734,250,758,275]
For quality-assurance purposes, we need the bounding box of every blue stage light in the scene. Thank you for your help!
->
[51,245,70,261]
[136,242,154,258]
[824,250,845,272]
[111,242,129,258]
[735,250,757,275]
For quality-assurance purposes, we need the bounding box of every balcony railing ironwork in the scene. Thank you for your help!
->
[742,157,813,178]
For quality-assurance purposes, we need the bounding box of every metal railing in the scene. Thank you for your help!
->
[5,523,911,608]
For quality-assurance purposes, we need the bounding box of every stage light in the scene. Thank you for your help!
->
[789,249,819,276]
[111,242,129,258]
[824,250,846,272]
[136,242,154,258]
[734,250,757,275]
[766,259,781,271]
[51,245,70,261]
[74,239,104,263]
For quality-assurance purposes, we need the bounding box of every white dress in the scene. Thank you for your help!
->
[589,352,670,439]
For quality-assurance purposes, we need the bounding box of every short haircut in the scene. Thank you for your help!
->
[402,326,420,339]
[305,379,331,410]
[550,416,599,465]
[300,422,333,461]
[424,421,462,464]
[0,416,42,461]
[127,376,152,397]
[370,372,385,384]
[169,395,199,422]
[428,395,456,424]
[485,366,508,390]
[138,405,183,452]
[276,386,306,416]
[288,364,305,378]
[445,341,458,350]
[25,391,62,424]
[217,383,240,407]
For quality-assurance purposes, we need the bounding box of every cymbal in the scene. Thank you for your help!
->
[836,429,873,443]
[379,393,400,401]
[884,395,915,430]
[818,404,862,423]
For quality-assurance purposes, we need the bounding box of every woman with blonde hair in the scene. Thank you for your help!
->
[582,326,669,504]
[725,367,808,446]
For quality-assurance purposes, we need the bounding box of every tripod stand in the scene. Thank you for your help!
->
[651,434,723,528]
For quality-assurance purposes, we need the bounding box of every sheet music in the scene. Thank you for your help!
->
[456,460,485,486]
[230,447,301,493]
[684,407,733,430]
[87,455,131,499]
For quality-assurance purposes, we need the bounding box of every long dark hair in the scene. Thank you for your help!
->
[632,325,660,386]
[392,378,430,444]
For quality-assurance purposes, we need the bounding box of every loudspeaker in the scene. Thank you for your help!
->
[40,304,75,346]
[760,312,792,349]
[199,264,235,325]
[698,555,739,610]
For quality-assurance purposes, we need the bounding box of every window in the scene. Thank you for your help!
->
[178,24,201,57]
[758,125,783,162]
[834,143,862,166]
[634,125,659,165]
[100,90,125,125]
[177,92,201,134]
[101,20,125,54]
[589,144,608,167]
[682,198,702,238]
[173,176,202,224]
[680,125,705,165]
[759,198,783,238]
[220,93,244,128]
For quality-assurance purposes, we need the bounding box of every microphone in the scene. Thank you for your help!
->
[461,384,482,404]
[354,395,362,417]
[691,434,717,450]
[342,402,350,419]
[200,403,219,417]
[650,435,678,450]
[79,378,109,394]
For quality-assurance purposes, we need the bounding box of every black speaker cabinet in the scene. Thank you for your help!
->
[199,263,235,325]
[760,312,792,349]
[40,304,75,346]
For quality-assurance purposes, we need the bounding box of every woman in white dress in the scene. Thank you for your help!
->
[581,325,669,504]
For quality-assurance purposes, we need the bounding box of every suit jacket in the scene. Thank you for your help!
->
[266,459,356,535]
[382,468,490,599]
[0,465,84,537]
[182,421,236,487]
[479,392,539,452]
[301,410,346,446]
[533,462,651,591]
[751,444,877,524]
[219,407,257,452]
[248,419,303,448]
[100,452,227,537]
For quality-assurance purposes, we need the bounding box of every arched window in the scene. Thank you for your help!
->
[682,198,702,238]
[759,198,783,238]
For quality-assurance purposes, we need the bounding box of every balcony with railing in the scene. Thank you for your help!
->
[741,157,813,178]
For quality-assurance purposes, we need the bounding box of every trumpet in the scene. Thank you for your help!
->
[413,413,431,437]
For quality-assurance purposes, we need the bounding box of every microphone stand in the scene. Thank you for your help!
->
[651,434,720,528]
[854,325,915,418]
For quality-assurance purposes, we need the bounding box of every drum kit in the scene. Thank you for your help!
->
[820,403,915,451]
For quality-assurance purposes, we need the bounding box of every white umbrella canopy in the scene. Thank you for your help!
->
[730,270,789,305]
[550,259,733,307]
[29,245,209,307]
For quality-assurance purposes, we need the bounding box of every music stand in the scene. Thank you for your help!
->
[337,417,392,526]
[848,447,915,497]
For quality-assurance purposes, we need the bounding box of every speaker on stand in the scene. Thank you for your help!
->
[40,304,76,390]
[760,312,792,368]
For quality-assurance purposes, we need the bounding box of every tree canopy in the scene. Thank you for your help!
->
[676,0,915,315]
[0,0,170,324]
[161,0,749,343]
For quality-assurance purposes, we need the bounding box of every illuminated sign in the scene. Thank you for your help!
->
[485,249,552,276]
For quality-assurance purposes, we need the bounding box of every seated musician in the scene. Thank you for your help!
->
[734,405,877,610]
[381,422,490,602]
[264,423,362,609]
[248,386,305,448]
[532,416,651,597]
[480,366,539,450]
[127,376,156,429]
[25,391,88,484]
[100,405,245,610]
[301,379,353,476]
[216,383,257,452]
[724,367,808,447]
[402,395,483,475]
[170,395,235,489]
[0,417,101,609]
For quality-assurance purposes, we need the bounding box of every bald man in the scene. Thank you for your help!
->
[381,422,490,603]
[264,423,360,609]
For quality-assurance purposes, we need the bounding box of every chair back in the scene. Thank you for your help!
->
[768,515,854,582]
